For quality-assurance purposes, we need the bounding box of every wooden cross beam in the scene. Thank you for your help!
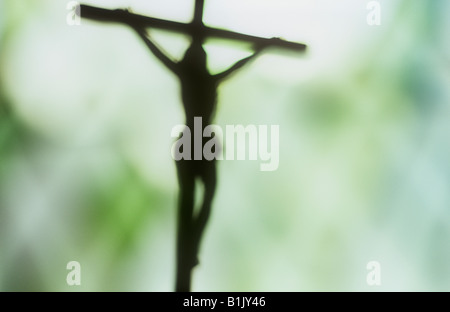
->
[193,0,205,26]
[79,1,307,52]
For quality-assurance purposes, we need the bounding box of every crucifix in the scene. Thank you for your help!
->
[80,0,307,292]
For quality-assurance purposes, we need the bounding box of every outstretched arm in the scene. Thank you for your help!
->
[214,38,284,82]
[130,24,179,74]
[214,49,263,82]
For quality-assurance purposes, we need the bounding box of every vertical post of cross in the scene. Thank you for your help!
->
[191,0,206,59]
[193,0,205,26]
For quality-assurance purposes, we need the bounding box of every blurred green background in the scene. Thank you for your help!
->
[0,0,449,291]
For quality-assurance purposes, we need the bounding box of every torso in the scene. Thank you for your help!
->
[177,58,217,126]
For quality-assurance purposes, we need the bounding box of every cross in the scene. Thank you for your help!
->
[80,0,307,292]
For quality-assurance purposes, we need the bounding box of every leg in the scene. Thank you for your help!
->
[175,159,196,292]
[192,160,217,266]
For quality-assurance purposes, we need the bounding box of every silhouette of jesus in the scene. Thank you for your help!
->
[128,22,267,291]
